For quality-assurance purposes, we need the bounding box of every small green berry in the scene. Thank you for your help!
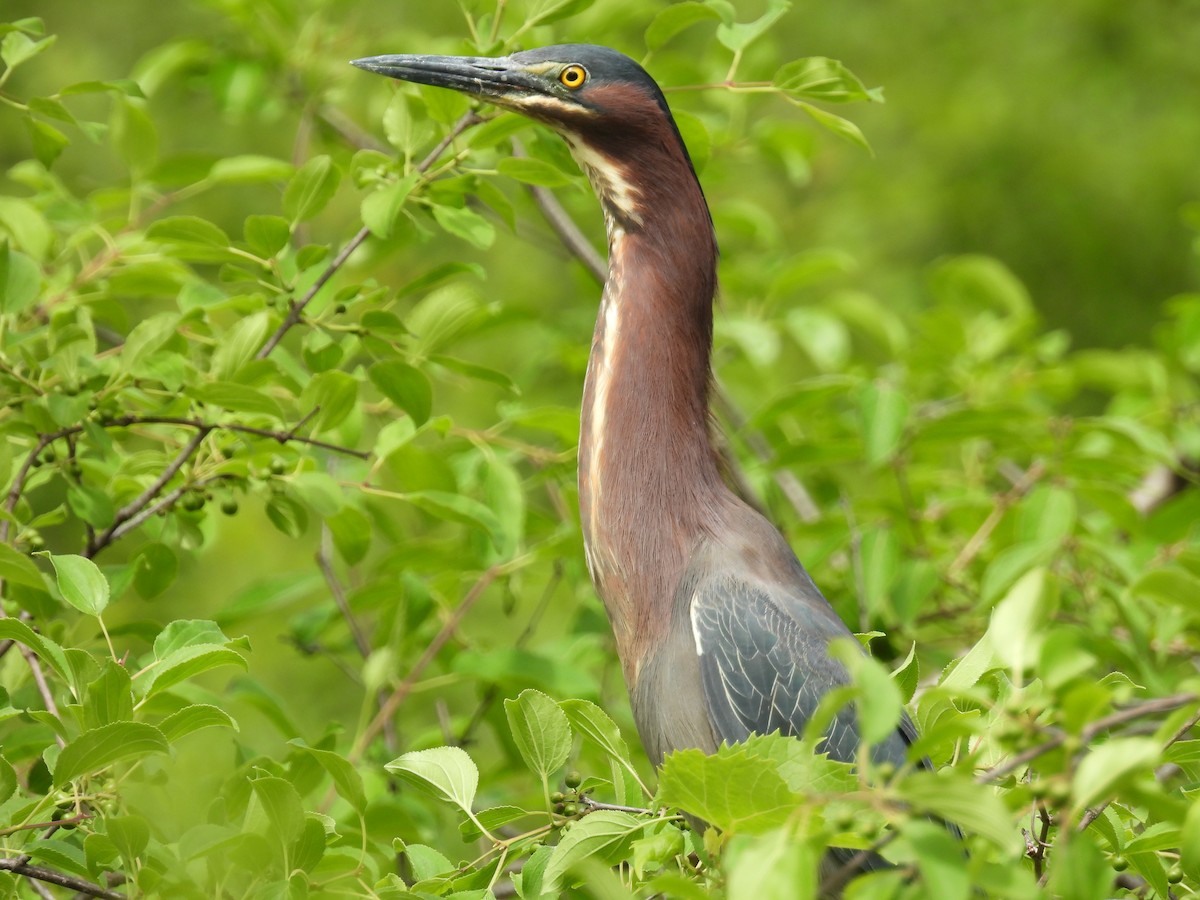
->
[221,498,239,515]
[550,791,565,804]
[1167,865,1183,885]
[561,802,579,817]
[181,493,206,512]
[42,448,57,463]
[269,457,286,476]
[335,304,347,314]
[1110,855,1129,872]
[553,802,565,815]
[564,771,582,789]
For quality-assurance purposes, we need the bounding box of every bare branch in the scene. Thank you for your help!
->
[0,858,125,899]
[256,109,484,360]
[353,563,502,761]
[948,461,1045,577]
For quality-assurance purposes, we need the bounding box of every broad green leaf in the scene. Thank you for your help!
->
[27,840,91,879]
[989,567,1046,674]
[301,369,358,432]
[431,203,495,249]
[111,98,158,174]
[147,215,229,246]
[1131,566,1200,610]
[134,542,178,600]
[136,644,248,699]
[121,312,179,373]
[657,746,799,833]
[289,739,367,813]
[325,505,371,566]
[361,174,418,239]
[726,828,818,900]
[266,494,309,538]
[1072,737,1159,810]
[459,805,535,842]
[84,663,133,728]
[26,117,69,168]
[497,157,573,187]
[829,641,902,746]
[283,155,340,223]
[904,820,970,900]
[645,2,722,50]
[153,619,235,658]
[386,747,479,814]
[209,155,293,184]
[0,241,42,313]
[39,552,109,616]
[106,815,150,864]
[53,722,169,784]
[1181,799,1200,881]
[543,811,650,891]
[369,360,432,425]
[558,699,634,767]
[526,0,596,28]
[289,472,344,517]
[796,101,872,153]
[159,704,238,742]
[211,310,270,379]
[504,689,573,782]
[859,381,908,464]
[0,618,71,682]
[402,491,503,548]
[191,381,283,419]
[0,755,16,804]
[774,57,877,104]
[716,0,789,52]
[400,843,455,881]
[243,214,291,258]
[1016,486,1077,545]
[249,773,305,844]
[2,31,56,68]
[894,771,1011,848]
[0,541,47,588]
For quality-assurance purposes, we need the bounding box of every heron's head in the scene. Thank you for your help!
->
[352,44,707,232]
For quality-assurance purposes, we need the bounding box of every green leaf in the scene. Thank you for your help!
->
[266,494,309,538]
[715,0,790,52]
[2,31,52,67]
[497,157,573,188]
[431,204,495,249]
[153,619,235,658]
[829,641,902,746]
[543,810,650,891]
[39,552,110,616]
[289,472,344,517]
[1181,799,1200,881]
[53,722,169,784]
[283,155,340,223]
[645,2,722,50]
[386,746,478,814]
[244,214,291,258]
[301,369,358,432]
[325,506,371,566]
[559,699,635,767]
[0,755,17,804]
[402,490,503,548]
[859,381,908,464]
[988,567,1047,674]
[894,770,1012,848]
[504,689,573,783]
[0,241,42,313]
[249,773,305,844]
[209,155,293,184]
[526,0,596,28]
[1131,566,1200,610]
[369,360,432,425]
[0,541,47,588]
[84,662,133,728]
[111,98,158,174]
[905,819,970,900]
[159,704,238,742]
[773,57,877,104]
[1072,737,1159,810]
[136,644,248,699]
[0,618,71,682]
[25,117,68,168]
[191,381,283,419]
[106,815,150,864]
[211,309,271,379]
[147,215,229,246]
[657,746,799,833]
[361,173,418,239]
[796,101,872,153]
[726,828,818,900]
[134,542,178,600]
[288,739,367,813]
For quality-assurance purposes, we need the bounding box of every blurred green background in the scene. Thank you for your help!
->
[6,0,1199,348]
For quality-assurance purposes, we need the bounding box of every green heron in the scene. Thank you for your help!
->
[353,43,916,794]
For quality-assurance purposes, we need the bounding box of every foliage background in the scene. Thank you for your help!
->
[1,1,1198,898]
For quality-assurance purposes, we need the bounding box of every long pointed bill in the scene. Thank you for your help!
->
[350,54,549,104]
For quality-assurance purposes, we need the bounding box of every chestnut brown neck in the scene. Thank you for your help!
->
[573,122,723,685]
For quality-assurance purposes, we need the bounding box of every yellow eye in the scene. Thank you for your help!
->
[559,64,587,89]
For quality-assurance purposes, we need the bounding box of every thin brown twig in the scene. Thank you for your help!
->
[256,109,483,360]
[352,563,502,761]
[1076,704,1200,833]
[978,693,1197,785]
[0,858,124,900]
[947,461,1046,577]
[317,525,371,658]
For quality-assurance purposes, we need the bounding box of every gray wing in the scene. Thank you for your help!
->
[688,571,913,767]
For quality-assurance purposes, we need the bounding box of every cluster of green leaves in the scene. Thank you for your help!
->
[1,1,1198,898]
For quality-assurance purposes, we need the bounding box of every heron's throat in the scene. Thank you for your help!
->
[562,135,645,233]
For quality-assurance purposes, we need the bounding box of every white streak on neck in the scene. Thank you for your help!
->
[563,134,644,228]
